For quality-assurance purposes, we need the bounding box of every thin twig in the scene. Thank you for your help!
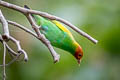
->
[5,43,18,56]
[26,14,60,63]
[0,35,18,57]
[9,36,28,62]
[3,41,6,80]
[1,34,28,62]
[25,14,42,37]
[0,52,22,67]
[0,34,3,42]
[0,0,98,44]
[0,9,9,40]
[7,20,38,38]
[0,35,22,67]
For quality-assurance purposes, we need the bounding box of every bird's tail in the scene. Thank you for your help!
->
[24,5,37,21]
[24,5,30,9]
[24,5,34,17]
[24,5,46,26]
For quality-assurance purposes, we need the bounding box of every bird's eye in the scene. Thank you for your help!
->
[79,54,82,56]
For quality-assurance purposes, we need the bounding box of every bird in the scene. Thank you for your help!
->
[24,5,83,64]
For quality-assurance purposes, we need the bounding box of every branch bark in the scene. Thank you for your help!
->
[0,34,27,67]
[7,20,37,38]
[9,36,28,62]
[0,9,9,40]
[0,8,28,71]
[3,41,6,80]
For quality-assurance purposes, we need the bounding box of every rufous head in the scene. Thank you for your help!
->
[74,45,83,64]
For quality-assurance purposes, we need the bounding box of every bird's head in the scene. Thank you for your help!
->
[74,44,83,64]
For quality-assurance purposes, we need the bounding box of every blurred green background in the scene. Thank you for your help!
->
[0,0,120,80]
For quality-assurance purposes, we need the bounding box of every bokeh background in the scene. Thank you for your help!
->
[0,0,120,80]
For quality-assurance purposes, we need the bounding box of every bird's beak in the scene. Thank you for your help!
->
[78,60,81,64]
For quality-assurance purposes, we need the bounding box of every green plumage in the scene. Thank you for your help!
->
[33,15,77,55]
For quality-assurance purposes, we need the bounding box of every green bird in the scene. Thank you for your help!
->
[24,5,83,64]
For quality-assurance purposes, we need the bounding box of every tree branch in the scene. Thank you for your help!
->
[5,43,18,56]
[0,35,18,57]
[0,12,29,68]
[9,36,28,62]
[7,20,38,38]
[0,35,26,67]
[0,0,98,44]
[0,51,21,67]
[0,9,9,40]
[3,41,6,80]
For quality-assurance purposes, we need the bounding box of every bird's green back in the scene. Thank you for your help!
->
[33,15,78,54]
